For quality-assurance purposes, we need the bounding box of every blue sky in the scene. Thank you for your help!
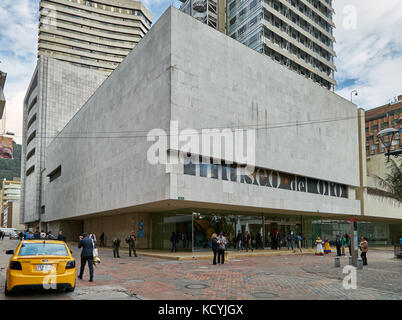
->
[1,0,402,143]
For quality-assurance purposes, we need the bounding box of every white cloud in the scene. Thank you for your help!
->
[1,0,402,145]
[334,0,402,109]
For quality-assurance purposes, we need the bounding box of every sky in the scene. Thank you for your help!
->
[1,0,402,144]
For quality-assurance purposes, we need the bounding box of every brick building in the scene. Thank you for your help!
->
[365,95,402,157]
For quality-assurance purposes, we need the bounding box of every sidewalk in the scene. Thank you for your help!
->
[94,245,316,261]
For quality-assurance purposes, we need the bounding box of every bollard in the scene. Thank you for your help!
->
[348,256,353,265]
[357,258,363,270]
[334,256,340,268]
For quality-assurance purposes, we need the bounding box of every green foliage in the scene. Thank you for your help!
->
[0,141,22,182]
[376,159,402,202]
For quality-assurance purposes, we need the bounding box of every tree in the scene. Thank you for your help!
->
[375,159,402,202]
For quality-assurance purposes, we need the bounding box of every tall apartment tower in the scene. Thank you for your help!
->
[21,0,152,228]
[179,0,227,33]
[0,70,6,120]
[180,0,336,91]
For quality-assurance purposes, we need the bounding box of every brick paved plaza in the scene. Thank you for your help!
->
[1,239,401,300]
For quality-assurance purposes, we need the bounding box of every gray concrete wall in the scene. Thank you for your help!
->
[44,8,361,223]
[169,8,360,216]
[44,11,173,222]
[21,57,108,224]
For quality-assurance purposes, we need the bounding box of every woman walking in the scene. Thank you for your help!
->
[211,233,218,265]
[217,232,227,265]
[359,237,368,265]
[315,237,324,256]
[323,236,332,254]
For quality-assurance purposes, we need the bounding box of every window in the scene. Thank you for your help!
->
[48,165,62,182]
[26,166,35,177]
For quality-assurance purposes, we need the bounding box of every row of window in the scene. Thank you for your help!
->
[41,8,148,34]
[39,39,128,60]
[38,48,120,68]
[40,24,139,45]
[63,0,152,26]
[40,31,137,51]
[41,16,144,38]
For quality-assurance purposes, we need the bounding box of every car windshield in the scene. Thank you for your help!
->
[18,243,69,256]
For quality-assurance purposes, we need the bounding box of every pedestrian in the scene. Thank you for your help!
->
[341,234,346,256]
[33,230,40,239]
[359,237,368,265]
[347,234,352,256]
[47,231,54,239]
[78,233,94,282]
[40,230,46,239]
[182,232,187,249]
[0,231,3,240]
[126,231,138,257]
[287,232,295,252]
[244,231,253,252]
[296,233,303,253]
[256,232,262,249]
[315,237,324,256]
[275,231,281,250]
[323,236,332,254]
[217,232,227,265]
[335,234,342,256]
[89,232,97,246]
[236,230,243,251]
[99,232,105,247]
[170,232,177,252]
[18,231,23,240]
[57,230,66,242]
[211,233,218,265]
[112,236,121,258]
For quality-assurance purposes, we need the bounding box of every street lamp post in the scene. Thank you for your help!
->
[350,90,358,103]
[377,122,402,161]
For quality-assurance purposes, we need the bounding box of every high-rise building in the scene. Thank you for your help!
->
[228,0,337,91]
[365,95,402,157]
[0,70,6,120]
[39,0,152,73]
[1,178,21,228]
[180,0,336,91]
[21,0,152,229]
[179,0,227,33]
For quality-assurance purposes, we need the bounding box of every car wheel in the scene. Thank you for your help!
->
[4,282,12,296]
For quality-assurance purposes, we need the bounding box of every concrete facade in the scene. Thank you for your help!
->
[43,8,361,246]
[21,57,108,225]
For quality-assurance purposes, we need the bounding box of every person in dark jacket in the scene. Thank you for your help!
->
[99,232,105,247]
[236,231,243,251]
[57,231,66,242]
[34,230,41,239]
[211,233,218,265]
[112,237,121,258]
[126,232,138,257]
[170,232,178,252]
[78,233,94,282]
[335,234,342,256]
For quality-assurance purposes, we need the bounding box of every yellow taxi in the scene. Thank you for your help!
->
[5,240,76,295]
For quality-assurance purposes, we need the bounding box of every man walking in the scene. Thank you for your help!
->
[126,231,138,257]
[335,234,342,256]
[112,236,121,258]
[170,232,178,252]
[78,233,94,282]
[57,230,66,242]
[296,234,303,253]
[99,232,105,247]
[287,232,295,252]
[236,230,243,251]
[244,231,253,252]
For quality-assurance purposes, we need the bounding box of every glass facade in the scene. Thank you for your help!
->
[149,209,402,251]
